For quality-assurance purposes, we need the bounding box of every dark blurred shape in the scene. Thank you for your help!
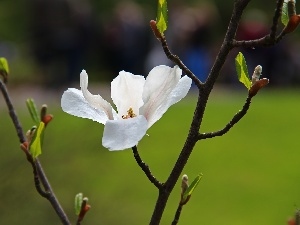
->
[29,0,95,86]
[169,2,218,82]
[102,1,150,76]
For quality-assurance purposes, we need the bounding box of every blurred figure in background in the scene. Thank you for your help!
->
[29,0,95,87]
[102,1,150,76]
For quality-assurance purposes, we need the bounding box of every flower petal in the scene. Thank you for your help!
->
[141,74,192,128]
[111,71,145,117]
[102,115,148,151]
[80,70,114,120]
[61,88,110,124]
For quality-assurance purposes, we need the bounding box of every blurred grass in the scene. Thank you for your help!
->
[0,88,299,225]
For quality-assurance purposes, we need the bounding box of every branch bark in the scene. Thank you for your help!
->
[0,79,71,225]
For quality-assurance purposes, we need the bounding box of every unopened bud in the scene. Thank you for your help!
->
[150,20,163,40]
[283,14,300,34]
[40,104,48,119]
[78,197,91,222]
[180,174,191,205]
[42,114,53,126]
[252,65,262,84]
[26,126,37,142]
[181,174,189,195]
[249,78,269,97]
[288,0,296,18]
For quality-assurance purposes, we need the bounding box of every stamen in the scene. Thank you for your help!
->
[122,107,136,119]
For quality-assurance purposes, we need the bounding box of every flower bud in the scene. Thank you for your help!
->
[26,126,37,143]
[42,114,53,126]
[283,14,300,34]
[249,78,269,97]
[78,197,91,222]
[251,65,262,84]
[40,104,48,119]
[150,20,163,40]
[288,0,296,18]
[181,174,189,195]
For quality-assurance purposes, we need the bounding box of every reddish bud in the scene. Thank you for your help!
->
[249,78,269,97]
[287,218,296,225]
[150,20,163,40]
[283,15,300,34]
[40,104,48,119]
[42,114,53,126]
[78,204,91,222]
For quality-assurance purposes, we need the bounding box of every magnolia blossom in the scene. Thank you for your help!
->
[61,65,192,151]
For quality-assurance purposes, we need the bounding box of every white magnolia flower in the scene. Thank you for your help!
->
[61,65,192,151]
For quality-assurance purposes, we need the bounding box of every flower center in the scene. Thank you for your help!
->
[122,107,136,119]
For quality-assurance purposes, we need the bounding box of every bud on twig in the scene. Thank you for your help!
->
[283,15,300,34]
[40,104,48,119]
[26,126,37,143]
[77,197,91,223]
[42,114,53,126]
[40,104,53,126]
[249,78,269,97]
[251,65,262,84]
[180,174,190,205]
[150,20,163,41]
[248,65,269,97]
[181,174,189,195]
[288,0,296,18]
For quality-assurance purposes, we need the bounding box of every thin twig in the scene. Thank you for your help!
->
[0,79,25,143]
[232,0,285,47]
[0,79,71,225]
[159,36,203,88]
[171,204,183,225]
[132,146,163,189]
[198,95,252,140]
[270,0,285,39]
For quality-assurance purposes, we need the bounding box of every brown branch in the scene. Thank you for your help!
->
[150,0,253,224]
[159,36,203,88]
[132,146,163,189]
[171,204,183,225]
[0,79,71,225]
[198,95,252,140]
[232,0,286,48]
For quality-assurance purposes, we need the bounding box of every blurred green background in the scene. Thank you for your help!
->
[0,88,299,224]
[1,0,300,224]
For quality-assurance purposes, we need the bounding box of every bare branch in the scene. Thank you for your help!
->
[132,146,163,189]
[158,36,203,89]
[0,79,71,225]
[199,96,252,140]
[171,204,183,225]
[232,0,286,48]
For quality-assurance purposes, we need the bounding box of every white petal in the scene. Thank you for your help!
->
[140,65,183,127]
[61,88,110,124]
[80,70,114,120]
[102,115,148,151]
[111,71,145,117]
[141,75,192,128]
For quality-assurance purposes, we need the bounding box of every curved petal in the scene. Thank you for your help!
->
[111,71,145,117]
[141,75,192,128]
[80,70,114,120]
[102,115,148,151]
[141,65,183,127]
[61,88,111,124]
